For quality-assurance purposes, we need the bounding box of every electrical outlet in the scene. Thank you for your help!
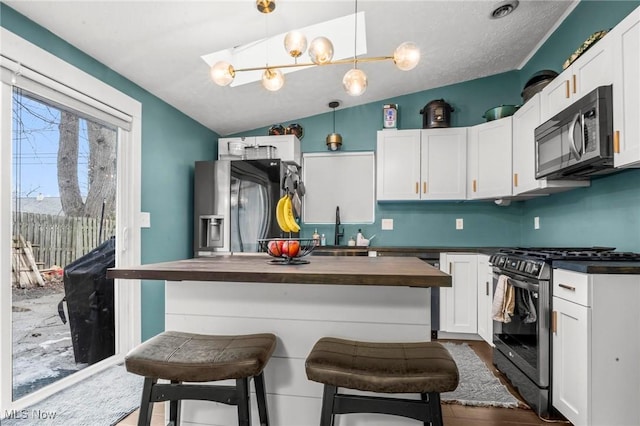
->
[140,212,151,228]
[456,218,463,230]
[534,216,540,230]
[381,218,394,230]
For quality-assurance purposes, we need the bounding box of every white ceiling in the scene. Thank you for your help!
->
[5,0,576,136]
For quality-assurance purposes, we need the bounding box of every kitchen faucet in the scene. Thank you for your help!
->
[334,206,344,246]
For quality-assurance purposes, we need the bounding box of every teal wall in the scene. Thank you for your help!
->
[1,3,218,340]
[235,71,525,247]
[519,0,640,252]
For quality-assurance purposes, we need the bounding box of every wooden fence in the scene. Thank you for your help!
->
[12,212,115,269]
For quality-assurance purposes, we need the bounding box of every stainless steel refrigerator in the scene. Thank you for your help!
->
[194,159,294,256]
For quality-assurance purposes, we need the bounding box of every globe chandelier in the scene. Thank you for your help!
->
[210,0,421,96]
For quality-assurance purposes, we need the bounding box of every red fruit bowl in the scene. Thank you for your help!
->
[258,238,315,264]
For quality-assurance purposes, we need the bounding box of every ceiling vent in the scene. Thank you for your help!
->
[490,1,519,19]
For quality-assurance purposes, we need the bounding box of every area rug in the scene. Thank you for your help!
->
[1,363,143,425]
[440,342,522,408]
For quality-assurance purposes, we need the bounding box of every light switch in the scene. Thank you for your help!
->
[140,212,151,228]
[456,218,464,230]
[381,218,394,230]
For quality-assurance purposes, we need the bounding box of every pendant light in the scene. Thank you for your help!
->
[343,0,367,96]
[326,101,343,151]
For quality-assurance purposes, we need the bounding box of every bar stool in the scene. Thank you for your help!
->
[305,337,459,426]
[125,331,276,426]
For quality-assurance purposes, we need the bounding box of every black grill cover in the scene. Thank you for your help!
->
[62,237,115,365]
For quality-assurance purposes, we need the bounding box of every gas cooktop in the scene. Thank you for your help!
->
[496,247,640,261]
[490,247,640,281]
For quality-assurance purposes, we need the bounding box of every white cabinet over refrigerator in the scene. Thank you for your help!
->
[218,135,301,166]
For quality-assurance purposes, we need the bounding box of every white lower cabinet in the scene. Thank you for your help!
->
[439,253,478,334]
[476,254,494,345]
[552,269,640,426]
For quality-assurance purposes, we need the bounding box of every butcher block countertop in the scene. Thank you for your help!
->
[107,254,452,287]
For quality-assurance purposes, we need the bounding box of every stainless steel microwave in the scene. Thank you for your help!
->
[535,85,613,180]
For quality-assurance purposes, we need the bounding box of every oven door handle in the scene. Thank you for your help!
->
[494,273,540,292]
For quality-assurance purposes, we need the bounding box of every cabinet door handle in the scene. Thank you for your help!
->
[513,173,518,187]
[472,179,477,192]
[558,283,576,291]
[552,310,558,334]
[449,262,452,275]
[572,74,577,94]
[565,80,570,98]
[415,182,419,194]
[423,182,427,194]
[486,281,489,296]
[614,130,620,153]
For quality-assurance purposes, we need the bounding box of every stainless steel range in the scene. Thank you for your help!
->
[489,247,640,418]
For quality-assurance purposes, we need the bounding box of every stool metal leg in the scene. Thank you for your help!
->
[138,378,157,426]
[169,380,181,426]
[236,377,251,426]
[422,392,443,426]
[320,385,337,426]
[253,372,270,426]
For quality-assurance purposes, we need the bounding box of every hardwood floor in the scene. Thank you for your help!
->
[117,340,572,426]
[441,339,571,426]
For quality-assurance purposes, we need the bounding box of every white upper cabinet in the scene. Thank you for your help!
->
[420,128,467,200]
[255,135,301,165]
[376,130,422,200]
[611,6,640,168]
[512,94,589,195]
[218,136,257,159]
[540,35,613,122]
[467,117,513,200]
[218,135,301,165]
[376,129,466,201]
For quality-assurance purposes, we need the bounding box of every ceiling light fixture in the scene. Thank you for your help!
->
[490,0,519,19]
[210,0,421,95]
[326,101,343,151]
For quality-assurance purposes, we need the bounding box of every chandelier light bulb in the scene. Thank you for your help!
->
[393,42,421,71]
[308,37,334,65]
[284,31,307,58]
[262,68,285,91]
[210,61,235,86]
[343,68,368,96]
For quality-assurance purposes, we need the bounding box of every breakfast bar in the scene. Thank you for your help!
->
[108,254,451,426]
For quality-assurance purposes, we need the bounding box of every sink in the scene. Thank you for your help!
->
[312,247,368,256]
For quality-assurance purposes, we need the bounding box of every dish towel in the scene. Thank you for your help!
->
[492,275,515,323]
[515,288,538,324]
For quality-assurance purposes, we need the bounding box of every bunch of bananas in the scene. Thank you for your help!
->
[276,194,300,233]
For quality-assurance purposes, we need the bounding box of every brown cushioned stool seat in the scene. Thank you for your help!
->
[125,331,276,426]
[306,337,459,426]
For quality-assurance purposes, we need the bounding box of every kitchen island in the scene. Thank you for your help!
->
[108,254,450,426]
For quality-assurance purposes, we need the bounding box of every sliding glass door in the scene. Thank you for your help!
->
[1,28,142,413]
[11,88,118,400]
